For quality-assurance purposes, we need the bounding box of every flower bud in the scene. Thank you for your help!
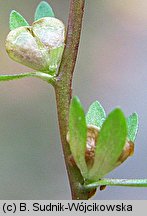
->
[6,17,65,73]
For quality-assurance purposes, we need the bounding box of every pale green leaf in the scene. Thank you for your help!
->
[127,113,138,142]
[69,96,88,178]
[49,46,64,74]
[0,72,54,84]
[9,10,29,30]
[85,178,147,189]
[34,1,55,21]
[88,109,127,182]
[86,101,106,128]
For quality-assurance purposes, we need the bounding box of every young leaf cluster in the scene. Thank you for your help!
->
[68,96,138,185]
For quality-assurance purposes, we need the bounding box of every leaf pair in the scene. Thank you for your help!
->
[68,96,138,182]
[9,1,55,30]
[86,100,138,143]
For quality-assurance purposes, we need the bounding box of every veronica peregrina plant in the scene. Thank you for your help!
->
[1,1,147,200]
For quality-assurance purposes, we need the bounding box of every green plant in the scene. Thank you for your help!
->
[1,0,147,200]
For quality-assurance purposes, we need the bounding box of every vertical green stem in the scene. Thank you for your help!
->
[54,0,90,199]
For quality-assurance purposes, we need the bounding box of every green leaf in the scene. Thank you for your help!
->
[88,109,127,182]
[9,10,29,30]
[69,96,88,178]
[49,45,64,74]
[34,1,55,21]
[85,178,147,189]
[127,113,138,142]
[0,72,55,84]
[86,101,106,128]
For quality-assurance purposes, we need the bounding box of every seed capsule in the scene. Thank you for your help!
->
[85,125,99,168]
[67,125,134,170]
[67,125,100,168]
[6,17,65,73]
[116,141,134,166]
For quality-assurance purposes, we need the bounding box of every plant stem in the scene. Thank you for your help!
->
[54,0,91,199]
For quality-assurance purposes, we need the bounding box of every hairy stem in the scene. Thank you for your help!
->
[54,0,91,199]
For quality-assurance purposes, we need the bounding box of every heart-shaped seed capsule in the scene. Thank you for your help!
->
[6,17,65,74]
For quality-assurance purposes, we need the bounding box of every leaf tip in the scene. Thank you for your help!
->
[9,10,29,31]
[86,100,106,128]
[127,112,139,142]
[108,108,127,136]
[72,95,80,103]
[36,1,49,9]
[132,112,139,121]
[110,108,125,118]
[35,1,55,21]
[10,10,16,16]
[70,96,84,113]
[9,10,17,30]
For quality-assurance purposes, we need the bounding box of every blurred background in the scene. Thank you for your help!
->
[0,0,147,200]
